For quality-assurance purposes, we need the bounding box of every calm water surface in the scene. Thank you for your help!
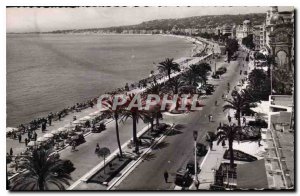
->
[7,34,194,126]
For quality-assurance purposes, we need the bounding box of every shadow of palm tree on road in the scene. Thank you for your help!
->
[142,152,156,161]
[152,141,169,150]
[165,130,183,136]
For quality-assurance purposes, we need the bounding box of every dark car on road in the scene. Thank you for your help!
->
[199,84,215,95]
[215,67,227,75]
[186,160,200,175]
[174,168,191,187]
[91,122,106,133]
[196,143,208,157]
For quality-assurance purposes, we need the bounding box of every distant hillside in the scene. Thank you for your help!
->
[49,13,266,34]
[107,13,266,30]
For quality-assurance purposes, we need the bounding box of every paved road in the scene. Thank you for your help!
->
[115,50,248,190]
[60,117,147,185]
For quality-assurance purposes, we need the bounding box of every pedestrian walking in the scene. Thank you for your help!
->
[209,114,213,122]
[9,148,13,156]
[95,143,100,153]
[243,117,246,125]
[215,100,218,106]
[18,134,22,143]
[228,115,232,123]
[48,117,52,126]
[71,141,76,152]
[58,112,62,121]
[163,170,169,183]
[222,140,226,147]
[25,138,28,146]
[240,70,242,75]
[209,141,213,150]
[34,132,37,141]
[195,180,200,190]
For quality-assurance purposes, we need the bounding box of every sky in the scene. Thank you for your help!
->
[6,6,294,33]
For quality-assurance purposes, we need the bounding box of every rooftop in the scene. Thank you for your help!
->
[270,95,293,108]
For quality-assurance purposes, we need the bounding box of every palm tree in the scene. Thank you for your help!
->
[181,70,200,86]
[145,83,163,128]
[11,149,72,190]
[197,63,211,85]
[101,96,124,157]
[145,83,162,95]
[144,110,156,133]
[216,124,243,168]
[168,76,185,94]
[158,58,181,79]
[121,94,147,154]
[223,90,253,126]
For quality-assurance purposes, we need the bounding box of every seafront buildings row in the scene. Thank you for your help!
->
[66,7,294,72]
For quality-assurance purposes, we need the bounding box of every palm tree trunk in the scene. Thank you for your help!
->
[114,113,123,157]
[156,112,160,128]
[150,118,154,132]
[132,113,139,153]
[168,69,171,80]
[228,139,234,169]
[237,109,241,126]
[38,178,44,190]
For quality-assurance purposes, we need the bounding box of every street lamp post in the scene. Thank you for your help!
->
[270,64,273,95]
[193,130,199,189]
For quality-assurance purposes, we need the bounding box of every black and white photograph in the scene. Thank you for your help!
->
[4,3,296,192]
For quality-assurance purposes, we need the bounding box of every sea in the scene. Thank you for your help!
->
[6,34,194,127]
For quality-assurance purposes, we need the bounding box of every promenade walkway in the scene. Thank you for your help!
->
[198,141,226,189]
[6,106,98,155]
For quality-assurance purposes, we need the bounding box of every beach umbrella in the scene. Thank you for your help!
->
[27,141,38,147]
[89,111,101,116]
[37,137,49,142]
[64,124,76,129]
[71,135,79,140]
[51,130,60,135]
[6,127,18,133]
[44,133,54,138]
[79,116,90,122]
[72,120,82,125]
[83,116,92,120]
[58,127,67,132]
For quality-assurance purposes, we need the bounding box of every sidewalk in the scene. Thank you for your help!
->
[193,141,227,190]
[6,106,98,155]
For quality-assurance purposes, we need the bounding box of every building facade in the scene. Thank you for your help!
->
[265,6,294,72]
[236,20,253,43]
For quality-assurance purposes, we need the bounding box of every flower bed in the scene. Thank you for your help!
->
[223,149,257,162]
[88,156,132,184]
